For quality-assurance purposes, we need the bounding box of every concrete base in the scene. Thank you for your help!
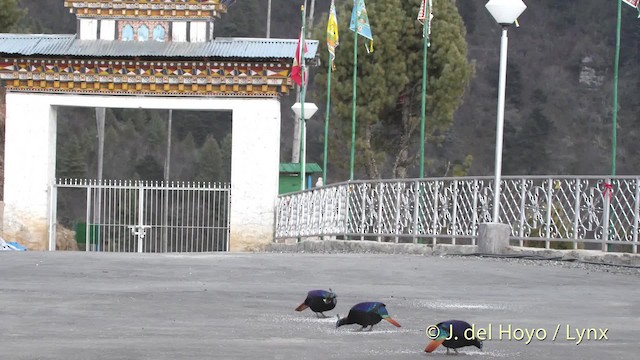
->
[266,239,480,256]
[478,222,511,254]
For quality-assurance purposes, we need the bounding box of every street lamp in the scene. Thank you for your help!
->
[291,102,318,190]
[485,0,526,222]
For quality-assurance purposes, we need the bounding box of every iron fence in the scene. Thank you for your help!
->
[50,179,231,252]
[274,176,640,253]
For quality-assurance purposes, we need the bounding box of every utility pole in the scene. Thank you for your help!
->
[266,0,272,38]
[292,1,308,163]
[307,0,316,38]
[163,109,172,253]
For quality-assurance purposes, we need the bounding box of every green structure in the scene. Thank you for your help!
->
[279,162,322,194]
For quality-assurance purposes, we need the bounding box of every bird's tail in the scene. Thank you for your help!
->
[295,303,308,311]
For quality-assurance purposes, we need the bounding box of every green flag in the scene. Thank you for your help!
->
[350,0,373,52]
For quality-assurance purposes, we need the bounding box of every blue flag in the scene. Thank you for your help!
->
[350,0,373,52]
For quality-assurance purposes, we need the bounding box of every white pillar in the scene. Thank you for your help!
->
[4,93,57,250]
[229,98,281,251]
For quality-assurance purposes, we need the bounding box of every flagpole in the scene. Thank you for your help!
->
[612,0,621,177]
[419,1,429,178]
[299,5,307,190]
[323,54,332,185]
[350,3,358,181]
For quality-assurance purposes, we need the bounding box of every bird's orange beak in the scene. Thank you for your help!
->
[295,304,308,311]
[425,339,444,353]
[384,317,401,327]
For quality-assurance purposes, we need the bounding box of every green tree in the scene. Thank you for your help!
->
[220,133,232,182]
[170,132,197,181]
[135,154,163,181]
[215,0,261,37]
[0,0,21,32]
[503,104,552,175]
[58,134,87,179]
[312,0,473,179]
[196,136,223,182]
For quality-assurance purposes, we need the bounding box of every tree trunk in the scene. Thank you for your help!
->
[393,89,419,178]
[362,121,380,179]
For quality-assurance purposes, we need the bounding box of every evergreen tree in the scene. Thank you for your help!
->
[220,133,232,182]
[58,134,87,179]
[0,0,21,32]
[135,154,163,181]
[170,132,197,181]
[215,0,261,37]
[195,136,223,182]
[503,107,552,175]
[312,0,473,179]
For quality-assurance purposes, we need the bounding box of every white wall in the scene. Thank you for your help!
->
[3,93,282,252]
[100,20,116,41]
[190,22,207,42]
[79,19,98,40]
[172,21,187,42]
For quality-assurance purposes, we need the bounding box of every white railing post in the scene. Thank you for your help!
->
[85,183,92,252]
[602,179,611,252]
[545,178,553,249]
[431,181,440,246]
[359,184,366,241]
[518,178,526,247]
[572,178,581,250]
[633,178,639,254]
[394,183,401,243]
[471,179,479,245]
[412,180,420,244]
[48,182,57,251]
[377,182,383,242]
[451,180,458,245]
[137,185,145,253]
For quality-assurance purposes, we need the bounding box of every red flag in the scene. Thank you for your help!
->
[291,30,308,87]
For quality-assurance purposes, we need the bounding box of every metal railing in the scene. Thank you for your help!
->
[274,176,640,253]
[51,179,231,252]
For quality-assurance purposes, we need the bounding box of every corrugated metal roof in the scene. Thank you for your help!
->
[0,34,319,60]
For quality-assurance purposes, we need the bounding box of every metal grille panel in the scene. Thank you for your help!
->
[51,179,230,252]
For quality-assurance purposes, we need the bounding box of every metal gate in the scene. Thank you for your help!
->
[50,179,231,252]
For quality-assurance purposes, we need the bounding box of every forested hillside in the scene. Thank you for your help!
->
[4,0,640,184]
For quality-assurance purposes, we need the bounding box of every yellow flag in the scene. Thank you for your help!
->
[327,0,339,68]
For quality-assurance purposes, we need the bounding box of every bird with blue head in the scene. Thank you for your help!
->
[425,320,483,354]
[295,289,337,318]
[336,302,401,331]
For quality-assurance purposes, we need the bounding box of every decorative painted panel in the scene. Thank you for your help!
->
[0,58,293,96]
[64,0,228,19]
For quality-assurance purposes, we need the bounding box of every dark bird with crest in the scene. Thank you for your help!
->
[336,302,401,331]
[295,289,337,318]
[425,320,483,354]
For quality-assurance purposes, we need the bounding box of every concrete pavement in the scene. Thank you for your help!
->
[0,251,638,359]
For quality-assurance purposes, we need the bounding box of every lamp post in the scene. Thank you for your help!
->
[291,102,318,190]
[485,0,526,222]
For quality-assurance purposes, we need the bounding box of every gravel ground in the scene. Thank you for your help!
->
[443,255,640,276]
[0,251,638,360]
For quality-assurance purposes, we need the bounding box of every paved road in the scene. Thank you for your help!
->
[0,252,638,359]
